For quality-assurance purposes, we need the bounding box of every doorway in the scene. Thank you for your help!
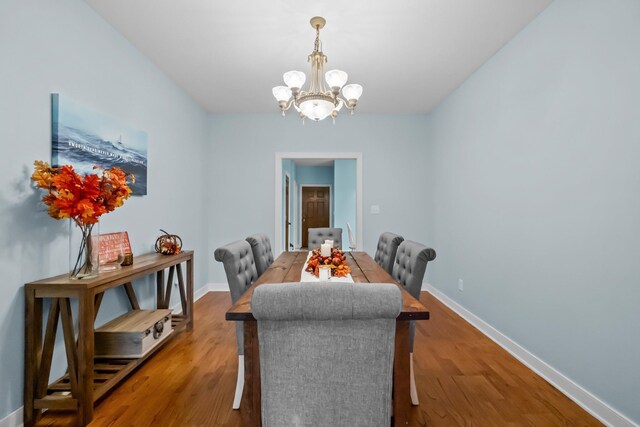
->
[301,186,331,249]
[275,152,363,255]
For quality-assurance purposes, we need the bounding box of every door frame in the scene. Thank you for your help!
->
[284,172,291,251]
[275,152,363,255]
[299,184,333,249]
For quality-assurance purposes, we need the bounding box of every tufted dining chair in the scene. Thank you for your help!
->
[307,227,342,249]
[374,232,405,275]
[252,282,402,427]
[214,240,259,410]
[392,240,436,406]
[245,233,274,277]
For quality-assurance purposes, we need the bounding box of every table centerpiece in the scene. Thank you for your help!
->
[305,247,351,278]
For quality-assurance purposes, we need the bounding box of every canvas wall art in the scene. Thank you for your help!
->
[51,93,148,195]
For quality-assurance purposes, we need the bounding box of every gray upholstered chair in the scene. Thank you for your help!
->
[391,240,436,406]
[252,282,401,427]
[346,223,357,250]
[214,240,259,410]
[307,227,342,249]
[245,233,274,277]
[374,232,405,275]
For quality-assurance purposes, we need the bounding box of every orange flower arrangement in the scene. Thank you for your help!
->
[305,248,351,278]
[31,161,134,278]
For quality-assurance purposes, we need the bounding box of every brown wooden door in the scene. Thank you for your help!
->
[301,186,330,248]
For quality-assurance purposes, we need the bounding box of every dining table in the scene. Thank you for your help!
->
[225,250,430,426]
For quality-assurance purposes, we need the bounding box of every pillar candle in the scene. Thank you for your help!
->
[320,243,331,257]
[324,239,334,248]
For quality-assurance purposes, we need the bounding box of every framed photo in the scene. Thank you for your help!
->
[93,232,132,265]
[51,93,148,195]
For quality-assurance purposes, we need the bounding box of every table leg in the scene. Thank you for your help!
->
[186,259,194,331]
[77,291,95,426]
[394,320,411,426]
[24,289,42,426]
[242,321,261,427]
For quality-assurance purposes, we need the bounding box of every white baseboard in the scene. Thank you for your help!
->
[206,282,229,292]
[169,283,219,313]
[1,284,228,427]
[0,407,22,427]
[424,284,637,427]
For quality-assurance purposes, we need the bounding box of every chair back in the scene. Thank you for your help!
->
[214,240,259,355]
[392,240,436,300]
[252,282,401,427]
[307,227,342,249]
[374,232,404,275]
[346,223,356,250]
[245,233,274,277]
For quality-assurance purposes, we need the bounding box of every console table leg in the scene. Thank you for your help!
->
[156,270,165,308]
[176,263,187,315]
[186,259,194,330]
[77,292,95,426]
[24,289,42,426]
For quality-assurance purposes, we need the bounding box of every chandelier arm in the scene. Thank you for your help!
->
[336,95,354,110]
[285,98,295,111]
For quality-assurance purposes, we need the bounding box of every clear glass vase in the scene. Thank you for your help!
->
[69,219,99,279]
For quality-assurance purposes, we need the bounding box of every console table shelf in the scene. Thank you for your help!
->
[24,251,194,427]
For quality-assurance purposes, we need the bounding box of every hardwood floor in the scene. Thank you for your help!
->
[37,291,602,426]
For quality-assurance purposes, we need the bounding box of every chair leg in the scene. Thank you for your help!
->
[232,355,244,410]
[410,352,419,406]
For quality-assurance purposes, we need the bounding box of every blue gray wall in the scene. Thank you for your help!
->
[426,0,640,422]
[0,0,209,419]
[207,114,433,282]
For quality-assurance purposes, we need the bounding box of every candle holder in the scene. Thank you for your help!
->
[318,265,331,281]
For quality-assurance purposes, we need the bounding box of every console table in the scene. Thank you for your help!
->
[24,251,194,427]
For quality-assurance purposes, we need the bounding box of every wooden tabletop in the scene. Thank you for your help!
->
[225,251,429,321]
[25,251,194,291]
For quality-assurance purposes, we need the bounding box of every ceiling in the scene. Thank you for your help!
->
[86,0,552,114]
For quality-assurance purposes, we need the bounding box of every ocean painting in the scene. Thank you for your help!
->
[51,94,148,195]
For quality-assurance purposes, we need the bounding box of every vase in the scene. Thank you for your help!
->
[69,219,99,279]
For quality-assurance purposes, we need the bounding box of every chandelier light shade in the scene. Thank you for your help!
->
[272,16,363,122]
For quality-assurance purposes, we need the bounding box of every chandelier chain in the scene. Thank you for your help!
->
[314,25,322,53]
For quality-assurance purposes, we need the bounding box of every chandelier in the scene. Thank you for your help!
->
[272,16,363,122]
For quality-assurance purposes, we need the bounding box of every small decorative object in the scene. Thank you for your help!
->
[324,239,334,248]
[121,253,134,266]
[155,229,182,255]
[31,161,134,279]
[305,247,351,278]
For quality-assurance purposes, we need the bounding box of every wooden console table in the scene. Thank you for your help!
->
[24,251,194,427]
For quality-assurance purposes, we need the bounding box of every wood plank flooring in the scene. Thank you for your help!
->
[37,291,602,426]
